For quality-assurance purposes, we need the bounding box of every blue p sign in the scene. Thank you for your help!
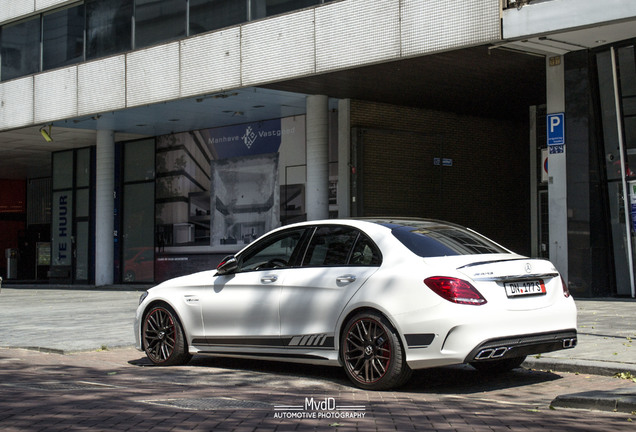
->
[547,113,565,146]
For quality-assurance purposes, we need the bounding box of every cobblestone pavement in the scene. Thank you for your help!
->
[0,346,635,431]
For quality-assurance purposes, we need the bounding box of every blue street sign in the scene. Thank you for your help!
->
[547,113,565,146]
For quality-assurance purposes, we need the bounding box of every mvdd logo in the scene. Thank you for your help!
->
[305,397,336,411]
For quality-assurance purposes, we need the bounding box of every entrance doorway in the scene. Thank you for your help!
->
[596,44,636,297]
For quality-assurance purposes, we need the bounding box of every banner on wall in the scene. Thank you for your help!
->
[51,191,73,266]
[202,119,296,159]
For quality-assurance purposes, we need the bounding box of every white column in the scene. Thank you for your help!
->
[95,130,114,286]
[337,99,351,218]
[546,56,568,282]
[306,95,329,220]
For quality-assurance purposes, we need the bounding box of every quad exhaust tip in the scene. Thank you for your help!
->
[563,338,577,349]
[475,346,509,360]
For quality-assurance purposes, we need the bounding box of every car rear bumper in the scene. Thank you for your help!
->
[463,329,577,363]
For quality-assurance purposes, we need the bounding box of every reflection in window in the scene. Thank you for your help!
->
[0,17,41,81]
[190,0,247,35]
[135,0,186,49]
[86,0,133,59]
[303,226,358,266]
[43,4,85,71]
[240,229,304,271]
[124,139,156,182]
[250,0,319,19]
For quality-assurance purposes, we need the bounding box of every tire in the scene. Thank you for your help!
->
[470,355,527,373]
[142,305,192,366]
[341,311,412,390]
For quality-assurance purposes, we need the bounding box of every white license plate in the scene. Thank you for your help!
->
[504,280,546,297]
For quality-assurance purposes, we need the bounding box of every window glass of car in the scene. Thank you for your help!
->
[238,228,305,272]
[388,222,508,257]
[302,226,381,267]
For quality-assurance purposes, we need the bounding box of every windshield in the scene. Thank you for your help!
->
[381,220,508,257]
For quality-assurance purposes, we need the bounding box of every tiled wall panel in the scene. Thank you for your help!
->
[180,28,241,97]
[78,56,126,115]
[127,43,180,107]
[242,10,315,85]
[316,0,400,72]
[34,67,77,123]
[0,0,35,22]
[35,0,72,11]
[402,0,501,56]
[0,77,34,128]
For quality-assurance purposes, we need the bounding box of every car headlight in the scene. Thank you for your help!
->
[139,291,149,305]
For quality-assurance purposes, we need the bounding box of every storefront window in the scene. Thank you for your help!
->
[122,139,155,283]
[0,17,41,81]
[155,116,306,251]
[190,0,247,35]
[135,0,186,49]
[86,0,133,59]
[42,4,85,71]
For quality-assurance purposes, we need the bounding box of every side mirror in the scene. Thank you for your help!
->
[216,255,238,275]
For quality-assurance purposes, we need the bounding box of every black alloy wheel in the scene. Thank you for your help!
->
[342,311,411,390]
[142,305,191,366]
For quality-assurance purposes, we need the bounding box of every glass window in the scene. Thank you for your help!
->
[189,0,247,35]
[135,0,186,49]
[0,17,41,81]
[303,226,359,266]
[350,233,382,266]
[52,151,74,190]
[42,4,85,71]
[124,139,155,182]
[387,221,508,257]
[123,182,155,282]
[239,228,305,271]
[86,0,133,59]
[76,148,91,188]
[250,0,319,19]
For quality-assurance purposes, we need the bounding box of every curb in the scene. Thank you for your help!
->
[523,358,636,377]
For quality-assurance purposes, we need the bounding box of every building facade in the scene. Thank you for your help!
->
[0,0,635,298]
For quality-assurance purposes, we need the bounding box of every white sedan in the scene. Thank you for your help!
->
[134,218,577,390]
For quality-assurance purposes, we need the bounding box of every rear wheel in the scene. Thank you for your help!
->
[341,311,411,390]
[470,356,527,373]
[142,305,192,366]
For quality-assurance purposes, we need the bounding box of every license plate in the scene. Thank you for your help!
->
[504,280,546,297]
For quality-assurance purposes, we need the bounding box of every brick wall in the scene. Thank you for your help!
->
[350,100,530,255]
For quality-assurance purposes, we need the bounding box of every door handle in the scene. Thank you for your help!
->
[336,274,356,283]
[261,275,278,283]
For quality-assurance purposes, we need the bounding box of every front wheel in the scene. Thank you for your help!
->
[341,311,411,390]
[142,305,192,366]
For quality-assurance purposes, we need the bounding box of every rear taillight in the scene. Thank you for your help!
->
[561,276,571,298]
[424,276,487,305]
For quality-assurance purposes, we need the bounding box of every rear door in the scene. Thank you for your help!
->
[279,225,381,350]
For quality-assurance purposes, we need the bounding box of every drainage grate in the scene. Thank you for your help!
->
[3,381,120,391]
[140,397,271,411]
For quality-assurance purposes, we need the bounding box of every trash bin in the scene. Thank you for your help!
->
[5,248,18,279]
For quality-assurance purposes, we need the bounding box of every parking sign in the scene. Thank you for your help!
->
[547,113,565,146]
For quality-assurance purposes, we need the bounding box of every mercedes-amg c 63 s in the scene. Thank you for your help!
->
[135,218,577,390]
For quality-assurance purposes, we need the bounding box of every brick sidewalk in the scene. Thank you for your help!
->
[1,347,635,431]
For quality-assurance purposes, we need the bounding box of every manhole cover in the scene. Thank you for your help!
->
[140,397,271,411]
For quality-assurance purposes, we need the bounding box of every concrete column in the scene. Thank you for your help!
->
[546,56,568,282]
[95,130,115,286]
[337,99,351,218]
[306,95,329,220]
